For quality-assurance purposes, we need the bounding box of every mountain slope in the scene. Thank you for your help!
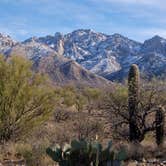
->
[37,56,111,87]
[0,33,17,54]
[0,35,111,87]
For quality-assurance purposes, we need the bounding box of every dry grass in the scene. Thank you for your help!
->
[0,106,165,165]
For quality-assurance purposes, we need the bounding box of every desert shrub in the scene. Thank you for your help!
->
[0,142,33,164]
[75,93,87,112]
[123,143,144,160]
[0,140,54,166]
[83,87,102,113]
[0,55,57,142]
[15,143,33,164]
[60,86,77,107]
[28,139,53,166]
[53,126,73,145]
[54,107,70,122]
[55,86,87,112]
[73,116,104,140]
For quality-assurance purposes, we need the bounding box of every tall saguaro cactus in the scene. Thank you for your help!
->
[128,64,140,142]
[155,106,165,146]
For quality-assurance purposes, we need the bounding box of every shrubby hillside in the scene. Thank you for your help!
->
[0,56,165,165]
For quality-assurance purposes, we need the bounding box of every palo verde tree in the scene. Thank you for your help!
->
[0,55,57,142]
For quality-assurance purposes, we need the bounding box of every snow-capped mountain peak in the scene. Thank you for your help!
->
[141,35,166,55]
[0,29,165,82]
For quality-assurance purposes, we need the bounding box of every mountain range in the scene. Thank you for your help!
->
[0,29,165,86]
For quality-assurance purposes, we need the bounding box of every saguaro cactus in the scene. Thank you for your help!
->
[155,106,165,146]
[128,64,140,142]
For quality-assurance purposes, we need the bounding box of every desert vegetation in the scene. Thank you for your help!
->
[0,55,165,165]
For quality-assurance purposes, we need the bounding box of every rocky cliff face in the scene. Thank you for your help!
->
[29,29,165,80]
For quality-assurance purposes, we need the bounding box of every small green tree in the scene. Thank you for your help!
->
[0,55,57,142]
[75,94,86,112]
[60,86,76,107]
[83,88,101,114]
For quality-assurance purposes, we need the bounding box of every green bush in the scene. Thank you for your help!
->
[0,55,57,142]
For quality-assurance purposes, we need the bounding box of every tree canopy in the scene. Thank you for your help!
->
[0,55,57,141]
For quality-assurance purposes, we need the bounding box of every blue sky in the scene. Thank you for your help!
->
[0,0,166,42]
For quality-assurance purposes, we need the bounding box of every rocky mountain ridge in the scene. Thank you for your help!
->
[0,29,165,83]
[25,29,165,80]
